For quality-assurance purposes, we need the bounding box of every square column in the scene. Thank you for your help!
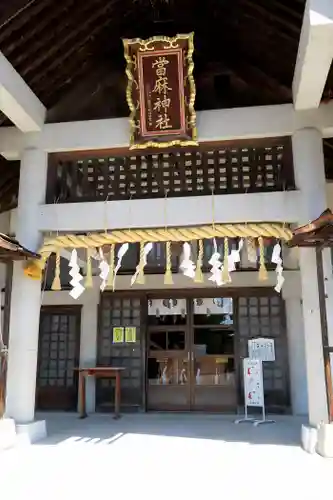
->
[79,289,99,413]
[5,148,47,434]
[285,296,308,415]
[292,128,330,427]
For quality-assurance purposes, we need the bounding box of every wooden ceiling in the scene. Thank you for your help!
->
[0,0,310,123]
[1,0,333,213]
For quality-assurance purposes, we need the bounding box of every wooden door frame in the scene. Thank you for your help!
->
[187,297,195,409]
[99,288,288,412]
[97,294,146,411]
[188,297,238,411]
[146,297,192,410]
[146,295,238,411]
[36,305,82,411]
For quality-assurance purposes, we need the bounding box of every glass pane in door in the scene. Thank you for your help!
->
[148,330,188,386]
[193,328,235,387]
[192,297,237,411]
[147,298,190,410]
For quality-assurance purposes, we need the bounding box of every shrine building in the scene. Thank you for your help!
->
[0,0,333,451]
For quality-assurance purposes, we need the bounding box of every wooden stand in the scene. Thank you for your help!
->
[76,367,125,419]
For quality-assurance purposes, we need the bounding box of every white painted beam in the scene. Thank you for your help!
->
[2,101,333,159]
[37,191,302,233]
[0,104,313,157]
[1,106,295,158]
[0,51,46,132]
[293,0,333,111]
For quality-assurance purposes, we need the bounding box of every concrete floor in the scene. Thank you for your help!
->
[0,413,332,500]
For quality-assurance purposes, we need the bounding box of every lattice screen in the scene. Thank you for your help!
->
[37,307,81,410]
[237,295,290,412]
[96,295,143,411]
[48,139,294,203]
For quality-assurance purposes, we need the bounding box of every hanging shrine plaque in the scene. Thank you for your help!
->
[123,33,197,149]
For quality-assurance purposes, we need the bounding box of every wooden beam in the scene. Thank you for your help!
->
[316,247,333,422]
[293,0,333,110]
[0,50,45,131]
[6,100,333,157]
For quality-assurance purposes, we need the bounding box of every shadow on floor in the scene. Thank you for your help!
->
[35,412,305,448]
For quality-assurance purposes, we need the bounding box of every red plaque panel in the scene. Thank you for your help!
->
[123,33,197,150]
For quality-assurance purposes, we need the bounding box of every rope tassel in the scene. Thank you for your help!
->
[85,248,93,288]
[194,239,204,283]
[136,241,146,285]
[51,250,61,290]
[164,241,174,285]
[258,237,268,281]
[222,237,230,283]
[107,244,115,289]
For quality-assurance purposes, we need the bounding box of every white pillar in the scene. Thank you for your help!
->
[292,128,329,426]
[79,289,99,413]
[285,297,308,415]
[5,148,47,427]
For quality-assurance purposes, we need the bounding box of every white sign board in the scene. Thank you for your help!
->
[243,358,264,407]
[193,297,233,315]
[148,298,187,316]
[248,338,275,362]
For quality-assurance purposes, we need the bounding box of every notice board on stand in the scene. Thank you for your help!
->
[243,358,264,407]
[248,338,275,362]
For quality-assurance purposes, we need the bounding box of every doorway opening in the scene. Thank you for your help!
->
[147,297,237,411]
[36,306,81,411]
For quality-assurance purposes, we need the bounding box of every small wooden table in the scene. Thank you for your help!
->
[76,367,125,419]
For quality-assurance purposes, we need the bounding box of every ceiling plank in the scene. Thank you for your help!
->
[46,65,119,122]
[227,59,292,101]
[2,0,77,64]
[19,0,116,84]
[259,0,304,22]
[241,0,301,34]
[0,0,36,35]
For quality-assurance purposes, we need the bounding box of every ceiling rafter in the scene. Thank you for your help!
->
[34,8,132,105]
[224,11,299,53]
[259,0,303,22]
[2,0,78,65]
[0,0,51,45]
[228,59,292,101]
[46,65,117,123]
[0,0,309,125]
[239,10,299,46]
[241,0,301,35]
[19,0,119,86]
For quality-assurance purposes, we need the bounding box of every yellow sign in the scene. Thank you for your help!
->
[125,327,136,343]
[216,357,228,364]
[113,327,124,344]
